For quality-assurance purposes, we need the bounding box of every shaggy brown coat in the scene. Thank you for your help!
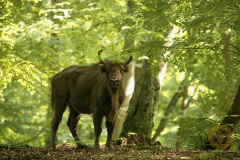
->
[51,52,132,149]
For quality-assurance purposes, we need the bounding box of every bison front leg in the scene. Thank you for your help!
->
[106,120,115,149]
[93,111,103,149]
[67,107,86,149]
[105,93,119,149]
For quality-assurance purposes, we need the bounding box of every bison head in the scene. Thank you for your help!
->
[98,50,132,90]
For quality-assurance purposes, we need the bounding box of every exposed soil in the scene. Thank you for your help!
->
[1,145,240,160]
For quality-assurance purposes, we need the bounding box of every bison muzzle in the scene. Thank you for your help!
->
[50,50,132,149]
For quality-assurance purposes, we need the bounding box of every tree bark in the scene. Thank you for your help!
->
[120,1,176,139]
[221,85,240,125]
[120,60,160,137]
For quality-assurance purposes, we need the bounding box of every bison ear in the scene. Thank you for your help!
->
[99,64,107,72]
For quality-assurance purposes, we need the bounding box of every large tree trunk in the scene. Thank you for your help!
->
[120,60,160,137]
[119,0,176,139]
[221,85,240,125]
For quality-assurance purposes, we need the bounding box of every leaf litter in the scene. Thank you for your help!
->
[1,144,240,160]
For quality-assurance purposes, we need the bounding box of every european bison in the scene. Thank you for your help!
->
[51,50,132,149]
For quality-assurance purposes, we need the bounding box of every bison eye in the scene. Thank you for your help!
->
[103,67,109,73]
[99,64,109,73]
[105,68,109,73]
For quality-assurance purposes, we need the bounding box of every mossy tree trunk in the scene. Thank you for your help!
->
[120,60,160,138]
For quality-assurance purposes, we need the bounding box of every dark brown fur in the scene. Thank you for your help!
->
[51,55,132,149]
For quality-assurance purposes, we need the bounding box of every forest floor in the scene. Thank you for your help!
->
[1,145,240,160]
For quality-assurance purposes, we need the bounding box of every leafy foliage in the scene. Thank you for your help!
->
[176,118,216,149]
[0,0,239,150]
[0,0,128,146]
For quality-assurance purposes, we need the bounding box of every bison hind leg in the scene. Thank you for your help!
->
[67,106,86,148]
[51,101,67,149]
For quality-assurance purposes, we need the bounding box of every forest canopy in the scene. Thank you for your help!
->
[0,0,240,150]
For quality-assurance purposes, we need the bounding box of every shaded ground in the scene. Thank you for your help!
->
[1,145,240,160]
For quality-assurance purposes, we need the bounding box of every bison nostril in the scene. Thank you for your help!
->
[110,79,119,85]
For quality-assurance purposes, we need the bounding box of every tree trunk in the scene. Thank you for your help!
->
[221,85,240,125]
[119,1,176,139]
[120,60,160,137]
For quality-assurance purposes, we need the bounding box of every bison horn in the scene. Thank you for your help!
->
[98,49,107,64]
[124,56,132,66]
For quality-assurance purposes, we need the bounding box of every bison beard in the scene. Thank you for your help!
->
[50,51,132,149]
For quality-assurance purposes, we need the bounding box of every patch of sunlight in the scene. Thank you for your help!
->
[0,117,4,124]
[188,86,195,96]
[199,84,215,94]
[126,79,134,97]
[118,0,126,7]
[176,72,185,82]
[161,125,179,135]
[121,26,131,30]
[138,56,149,60]
[41,81,49,87]
[30,90,35,95]
[100,128,107,145]
[101,37,111,45]
[84,20,92,30]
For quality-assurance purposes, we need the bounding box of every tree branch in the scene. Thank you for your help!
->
[223,41,240,54]
[174,47,240,55]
